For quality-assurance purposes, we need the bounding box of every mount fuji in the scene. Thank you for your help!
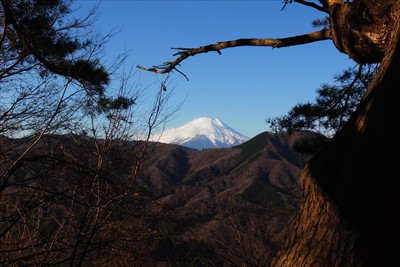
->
[154,117,249,150]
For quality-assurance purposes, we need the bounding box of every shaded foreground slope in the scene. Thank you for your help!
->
[0,131,321,266]
[141,131,318,266]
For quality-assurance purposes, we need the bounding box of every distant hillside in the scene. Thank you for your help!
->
[141,130,321,265]
[1,130,324,266]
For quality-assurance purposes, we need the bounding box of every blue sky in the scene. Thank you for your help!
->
[75,0,354,138]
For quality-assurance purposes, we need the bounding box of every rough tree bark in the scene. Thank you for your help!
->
[273,1,400,266]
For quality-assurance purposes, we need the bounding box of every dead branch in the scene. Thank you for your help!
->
[137,29,331,75]
[282,0,329,13]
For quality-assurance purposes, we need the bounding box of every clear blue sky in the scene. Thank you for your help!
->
[74,0,354,138]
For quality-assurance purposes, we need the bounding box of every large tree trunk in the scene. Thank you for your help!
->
[273,1,400,266]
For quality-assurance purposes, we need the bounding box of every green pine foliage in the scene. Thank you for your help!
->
[1,0,133,113]
[266,64,378,136]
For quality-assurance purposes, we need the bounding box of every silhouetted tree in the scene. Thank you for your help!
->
[267,64,378,136]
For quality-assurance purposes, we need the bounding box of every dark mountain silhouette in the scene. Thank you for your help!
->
[1,131,325,266]
[140,130,322,265]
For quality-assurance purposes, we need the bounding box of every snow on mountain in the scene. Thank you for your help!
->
[153,117,249,150]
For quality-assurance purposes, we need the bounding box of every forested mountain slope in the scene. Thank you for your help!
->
[0,131,323,266]
[141,131,321,265]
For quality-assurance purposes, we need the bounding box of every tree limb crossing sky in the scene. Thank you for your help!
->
[75,0,353,138]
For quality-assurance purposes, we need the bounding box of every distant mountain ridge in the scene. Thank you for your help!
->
[141,130,320,265]
[3,130,323,266]
[154,117,249,150]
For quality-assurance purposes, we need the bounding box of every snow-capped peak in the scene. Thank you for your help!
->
[154,117,249,150]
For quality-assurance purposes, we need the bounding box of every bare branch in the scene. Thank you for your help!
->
[282,0,329,13]
[294,0,329,12]
[0,78,71,193]
[0,13,8,50]
[137,29,331,75]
